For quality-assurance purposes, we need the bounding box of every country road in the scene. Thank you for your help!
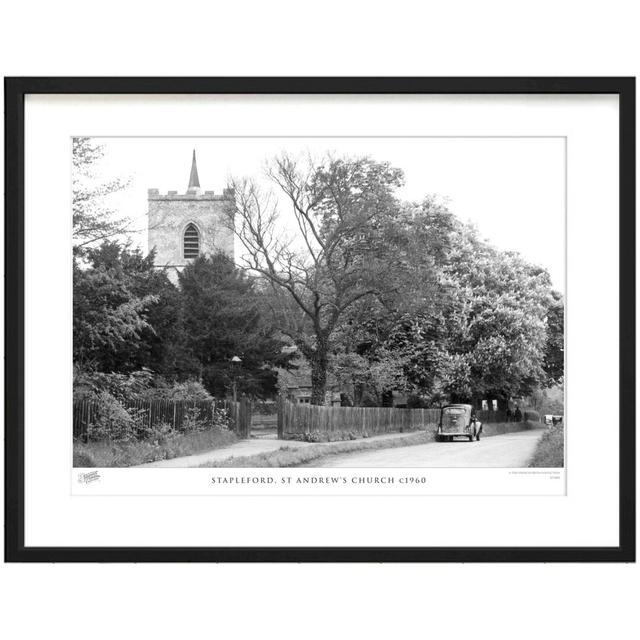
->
[314,429,547,468]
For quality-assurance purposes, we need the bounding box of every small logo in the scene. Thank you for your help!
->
[78,470,101,484]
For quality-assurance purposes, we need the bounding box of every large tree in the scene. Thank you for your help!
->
[73,245,159,372]
[229,154,412,404]
[332,199,563,407]
[178,253,292,398]
[73,241,181,374]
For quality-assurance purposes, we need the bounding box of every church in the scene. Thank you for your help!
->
[147,150,234,283]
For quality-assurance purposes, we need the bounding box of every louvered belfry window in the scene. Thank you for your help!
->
[183,223,200,259]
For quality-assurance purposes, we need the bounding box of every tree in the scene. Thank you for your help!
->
[437,219,556,405]
[325,196,462,405]
[72,137,131,249]
[333,198,562,407]
[75,241,184,375]
[229,154,407,404]
[73,244,160,371]
[542,290,564,386]
[178,253,292,398]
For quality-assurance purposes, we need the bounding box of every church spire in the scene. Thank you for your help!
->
[188,149,200,190]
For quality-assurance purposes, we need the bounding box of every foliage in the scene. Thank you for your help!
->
[73,369,213,404]
[72,137,131,249]
[202,431,432,467]
[74,242,289,402]
[529,384,565,415]
[542,290,564,386]
[81,388,230,444]
[332,198,564,406]
[178,253,292,398]
[252,400,278,415]
[162,381,212,402]
[73,241,185,374]
[73,261,157,371]
[74,427,238,468]
[85,392,138,442]
[528,422,564,468]
[230,154,409,403]
[72,147,565,417]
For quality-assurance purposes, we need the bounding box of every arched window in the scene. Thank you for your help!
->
[183,223,200,259]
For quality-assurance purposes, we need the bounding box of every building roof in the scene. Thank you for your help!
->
[188,149,200,189]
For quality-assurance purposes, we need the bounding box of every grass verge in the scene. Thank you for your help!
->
[74,428,238,468]
[528,423,564,467]
[200,430,432,468]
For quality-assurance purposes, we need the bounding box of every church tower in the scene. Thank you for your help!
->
[147,150,235,283]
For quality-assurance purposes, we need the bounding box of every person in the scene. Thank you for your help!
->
[506,407,513,422]
[514,405,522,422]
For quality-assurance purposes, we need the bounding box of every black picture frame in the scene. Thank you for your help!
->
[4,77,635,563]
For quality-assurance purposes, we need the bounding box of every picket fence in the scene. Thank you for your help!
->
[277,402,536,439]
[73,397,252,441]
[277,400,441,439]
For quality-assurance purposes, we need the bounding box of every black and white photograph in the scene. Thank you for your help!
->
[6,78,632,563]
[2,4,638,638]
[72,136,565,472]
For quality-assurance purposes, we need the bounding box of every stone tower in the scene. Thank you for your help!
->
[147,150,234,283]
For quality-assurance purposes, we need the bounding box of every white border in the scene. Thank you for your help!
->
[24,94,619,547]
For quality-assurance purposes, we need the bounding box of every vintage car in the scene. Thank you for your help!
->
[435,404,482,442]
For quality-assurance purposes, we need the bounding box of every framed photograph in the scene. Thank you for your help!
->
[4,77,635,562]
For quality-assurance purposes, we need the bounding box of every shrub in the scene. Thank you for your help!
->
[529,422,564,467]
[524,409,541,423]
[163,380,212,402]
[73,427,238,467]
[74,368,161,402]
[252,400,278,415]
[73,449,96,467]
[136,420,176,444]
[86,391,137,442]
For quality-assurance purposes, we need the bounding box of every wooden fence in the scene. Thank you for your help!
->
[278,400,440,439]
[73,397,252,441]
[476,409,508,423]
[277,401,535,439]
[227,398,252,438]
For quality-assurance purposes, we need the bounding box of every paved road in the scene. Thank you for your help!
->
[315,429,546,468]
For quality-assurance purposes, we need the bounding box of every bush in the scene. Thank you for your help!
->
[86,392,138,442]
[74,368,161,402]
[74,427,238,467]
[73,450,96,467]
[252,400,278,415]
[524,409,541,423]
[163,380,212,402]
[180,405,231,432]
[74,368,214,404]
[529,422,564,467]
[83,389,230,444]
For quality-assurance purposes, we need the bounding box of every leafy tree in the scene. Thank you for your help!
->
[73,252,157,371]
[542,290,564,386]
[73,241,181,374]
[229,154,409,403]
[333,198,563,407]
[178,253,292,398]
[72,137,131,250]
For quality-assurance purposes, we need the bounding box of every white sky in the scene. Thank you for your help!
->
[93,137,565,292]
